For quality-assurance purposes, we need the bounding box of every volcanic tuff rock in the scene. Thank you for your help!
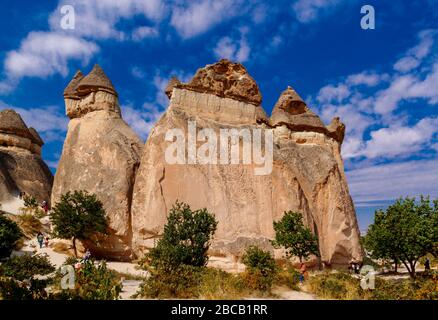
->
[51,64,143,260]
[0,109,53,203]
[131,59,363,266]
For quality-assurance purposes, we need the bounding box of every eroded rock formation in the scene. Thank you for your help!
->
[0,109,53,203]
[131,60,363,266]
[51,65,143,260]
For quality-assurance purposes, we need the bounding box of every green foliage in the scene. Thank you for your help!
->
[272,211,319,262]
[23,195,38,209]
[0,214,23,259]
[0,254,55,281]
[50,190,108,257]
[147,201,218,270]
[242,246,278,291]
[139,264,202,299]
[0,278,50,300]
[364,196,438,277]
[274,266,301,291]
[52,260,121,300]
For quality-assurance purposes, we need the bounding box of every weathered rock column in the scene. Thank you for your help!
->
[51,65,143,260]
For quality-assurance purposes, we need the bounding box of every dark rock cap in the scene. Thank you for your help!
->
[64,70,84,99]
[179,59,262,105]
[0,109,32,139]
[28,127,44,146]
[75,64,118,97]
[270,86,325,131]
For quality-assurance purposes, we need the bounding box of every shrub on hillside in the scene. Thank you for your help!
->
[241,246,278,291]
[0,214,23,259]
[0,254,55,281]
[51,260,122,300]
[146,201,218,271]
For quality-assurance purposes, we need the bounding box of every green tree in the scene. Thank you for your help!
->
[0,214,23,259]
[50,191,108,257]
[147,201,218,270]
[364,196,438,278]
[242,246,278,290]
[272,211,319,263]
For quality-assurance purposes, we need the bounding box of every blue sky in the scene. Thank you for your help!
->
[1,0,437,230]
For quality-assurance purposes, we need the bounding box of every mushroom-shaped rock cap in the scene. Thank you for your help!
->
[28,127,44,146]
[76,64,117,96]
[64,70,84,98]
[165,76,182,99]
[327,117,346,143]
[275,86,307,114]
[181,59,262,105]
[0,109,32,139]
[270,86,325,131]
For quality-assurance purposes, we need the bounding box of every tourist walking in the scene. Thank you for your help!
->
[37,232,44,249]
[44,236,49,248]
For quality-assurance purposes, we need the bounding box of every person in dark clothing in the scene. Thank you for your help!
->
[37,232,44,249]
[424,258,431,272]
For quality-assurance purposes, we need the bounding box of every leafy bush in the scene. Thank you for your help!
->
[51,260,122,300]
[0,214,23,259]
[23,195,38,209]
[241,246,278,291]
[0,254,55,281]
[147,201,218,270]
[50,190,108,257]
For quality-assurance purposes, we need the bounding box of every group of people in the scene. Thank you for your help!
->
[36,232,49,249]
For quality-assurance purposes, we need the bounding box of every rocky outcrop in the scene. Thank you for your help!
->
[131,60,362,266]
[0,109,53,203]
[51,65,143,261]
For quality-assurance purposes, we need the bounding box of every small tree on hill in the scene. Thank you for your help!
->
[364,196,437,278]
[0,214,23,259]
[148,201,218,271]
[50,190,108,257]
[272,211,319,263]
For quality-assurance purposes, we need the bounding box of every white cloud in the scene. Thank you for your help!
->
[213,35,251,63]
[132,26,159,41]
[0,101,68,142]
[347,159,438,203]
[170,0,244,39]
[393,29,436,72]
[4,32,98,81]
[49,0,166,40]
[292,0,343,23]
[360,117,438,159]
[122,103,162,140]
